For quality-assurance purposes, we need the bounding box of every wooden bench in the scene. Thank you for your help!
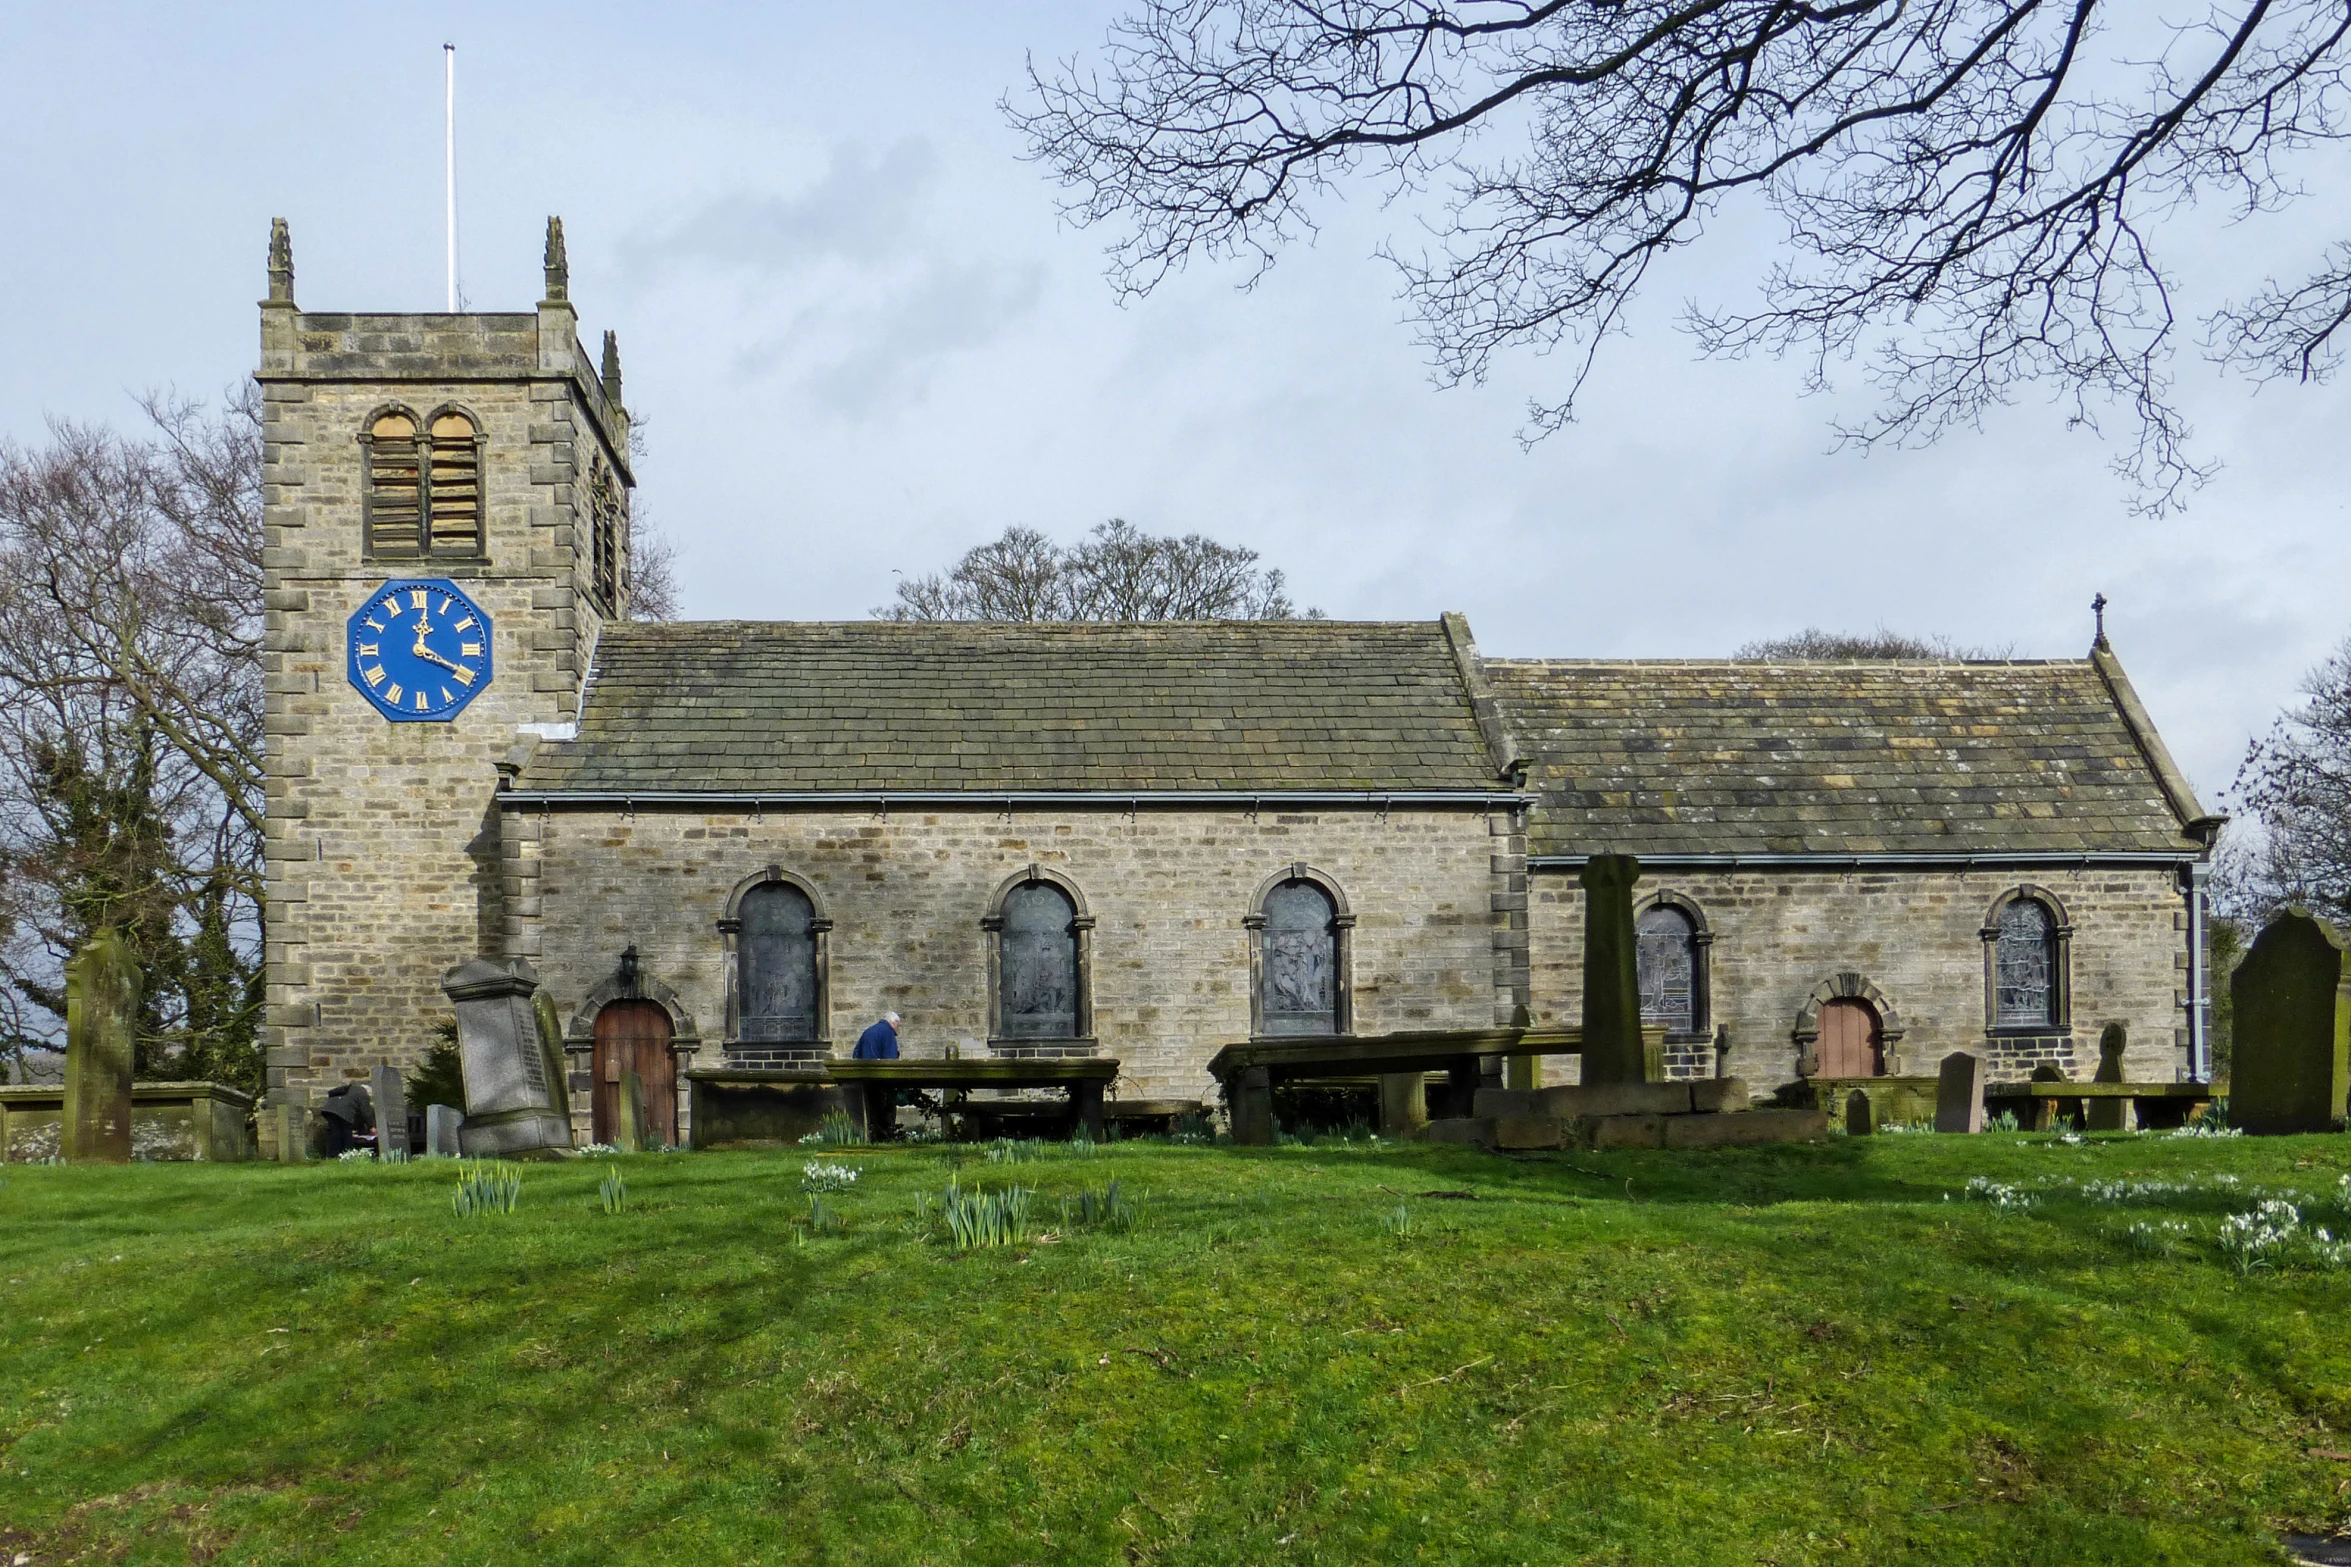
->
[1207,1028,1614,1145]
[829,1058,1121,1141]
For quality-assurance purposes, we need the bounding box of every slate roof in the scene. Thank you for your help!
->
[514,620,1503,794]
[1485,654,2210,857]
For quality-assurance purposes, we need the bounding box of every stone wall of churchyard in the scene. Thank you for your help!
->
[259,313,622,1107]
[1527,866,2190,1090]
[503,804,1516,1102]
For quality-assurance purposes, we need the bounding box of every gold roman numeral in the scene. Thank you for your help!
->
[364,617,385,634]
[380,596,402,619]
[356,642,378,658]
[415,691,431,712]
[363,665,386,688]
[459,641,482,659]
[385,682,403,703]
[409,589,428,611]
[440,687,455,705]
[452,615,477,632]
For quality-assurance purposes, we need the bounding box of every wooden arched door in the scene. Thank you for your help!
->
[1816,998,1884,1078]
[593,1000,676,1146]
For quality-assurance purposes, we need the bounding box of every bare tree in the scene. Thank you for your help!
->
[623,414,683,622]
[1735,626,2013,660]
[0,391,265,1084]
[1012,1,2351,511]
[879,519,1319,621]
[2222,635,2351,924]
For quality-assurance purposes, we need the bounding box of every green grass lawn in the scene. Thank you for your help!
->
[6,1129,2351,1565]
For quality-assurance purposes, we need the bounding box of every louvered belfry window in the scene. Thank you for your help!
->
[362,412,424,556]
[363,409,484,559]
[589,460,623,614]
[425,412,483,554]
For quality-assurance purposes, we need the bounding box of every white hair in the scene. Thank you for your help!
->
[883,1011,901,1024]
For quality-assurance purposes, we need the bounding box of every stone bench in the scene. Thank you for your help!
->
[1206,1027,1606,1145]
[830,1058,1121,1142]
[1984,1079,2221,1131]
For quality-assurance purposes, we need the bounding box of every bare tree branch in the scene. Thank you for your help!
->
[877,519,1319,621]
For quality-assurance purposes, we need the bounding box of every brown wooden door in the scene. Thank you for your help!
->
[593,1000,676,1146]
[1816,999,1884,1078]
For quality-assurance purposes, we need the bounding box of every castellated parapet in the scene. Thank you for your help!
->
[256,220,632,1107]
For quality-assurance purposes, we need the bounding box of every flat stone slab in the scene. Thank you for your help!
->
[1663,1108,1827,1149]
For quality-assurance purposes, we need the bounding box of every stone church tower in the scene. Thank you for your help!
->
[255,218,632,1113]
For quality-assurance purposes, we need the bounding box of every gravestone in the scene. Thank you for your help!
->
[618,1070,648,1153]
[423,1104,464,1158]
[2087,1022,2133,1132]
[1578,854,1647,1086]
[273,1101,307,1163]
[1934,1052,1985,1134]
[371,1066,410,1158]
[1845,1088,1876,1137]
[530,990,573,1126]
[2029,1062,2069,1131]
[62,928,139,1163]
[2231,908,2351,1136]
[442,957,572,1157]
[1377,1072,1429,1136]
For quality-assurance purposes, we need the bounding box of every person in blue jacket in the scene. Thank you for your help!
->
[853,1011,901,1060]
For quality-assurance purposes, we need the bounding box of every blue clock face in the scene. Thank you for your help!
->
[346,579,495,722]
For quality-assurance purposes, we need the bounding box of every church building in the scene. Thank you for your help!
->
[256,223,2220,1142]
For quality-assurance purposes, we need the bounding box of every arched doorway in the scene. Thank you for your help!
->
[1816,998,1884,1078]
[593,999,676,1146]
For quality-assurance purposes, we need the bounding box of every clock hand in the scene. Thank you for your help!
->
[412,643,466,674]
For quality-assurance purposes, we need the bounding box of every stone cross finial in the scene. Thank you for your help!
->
[601,330,624,407]
[267,218,295,305]
[2092,592,2108,648]
[543,216,569,302]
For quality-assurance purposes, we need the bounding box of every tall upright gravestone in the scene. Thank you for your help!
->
[2231,909,2351,1136]
[2087,1022,2132,1133]
[1579,854,1648,1086]
[63,928,139,1163]
[443,958,573,1157]
[370,1065,410,1158]
[1934,1051,1985,1134]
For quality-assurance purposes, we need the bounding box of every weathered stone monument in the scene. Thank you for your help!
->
[442,958,573,1157]
[272,1101,307,1163]
[371,1065,410,1158]
[62,929,139,1163]
[1578,854,1649,1085]
[1934,1051,1985,1134]
[1845,1088,1876,1137]
[531,990,573,1127]
[2087,1022,2132,1132]
[618,1070,649,1153]
[2231,909,2351,1136]
[423,1104,464,1158]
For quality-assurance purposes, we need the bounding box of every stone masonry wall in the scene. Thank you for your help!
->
[504,804,1513,1103]
[260,308,624,1106]
[1528,866,2189,1091]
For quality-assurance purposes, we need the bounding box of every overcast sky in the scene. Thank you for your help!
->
[4,2,2345,809]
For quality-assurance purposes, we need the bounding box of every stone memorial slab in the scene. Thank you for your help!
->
[443,957,572,1157]
[63,928,139,1163]
[1578,854,1647,1086]
[2088,1023,2133,1132]
[424,1103,463,1157]
[2232,909,2351,1136]
[1846,1088,1876,1137]
[530,990,573,1126]
[1934,1052,1985,1134]
[273,1101,307,1163]
[371,1065,410,1158]
[619,1069,648,1153]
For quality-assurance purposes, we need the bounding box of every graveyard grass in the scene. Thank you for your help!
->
[8,1135,2351,1565]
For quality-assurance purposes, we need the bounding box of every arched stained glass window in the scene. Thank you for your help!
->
[737,882,818,1042]
[999,881,1079,1039]
[1261,880,1338,1035]
[1994,898,2058,1027]
[1636,905,1698,1034]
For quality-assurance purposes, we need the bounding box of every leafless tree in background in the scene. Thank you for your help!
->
[2222,636,2351,925]
[881,519,1319,621]
[0,390,265,1084]
[624,414,683,622]
[1013,1,2351,512]
[1735,627,2014,660]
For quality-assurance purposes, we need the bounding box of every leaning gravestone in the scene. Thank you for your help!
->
[371,1065,410,1158]
[423,1104,464,1158]
[442,957,573,1157]
[2088,1022,2132,1133]
[530,989,573,1127]
[2231,908,2351,1136]
[63,928,139,1163]
[1579,854,1647,1086]
[618,1070,648,1153]
[1934,1052,1986,1134]
[1846,1088,1876,1137]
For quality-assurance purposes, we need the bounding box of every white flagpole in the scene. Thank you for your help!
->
[444,43,457,312]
